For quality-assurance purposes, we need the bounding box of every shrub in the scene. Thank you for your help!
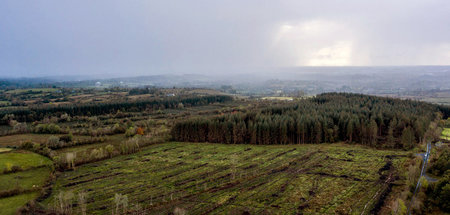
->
[90,149,100,160]
[33,143,52,157]
[120,138,140,154]
[432,171,450,212]
[34,123,62,134]
[3,165,22,174]
[59,113,71,122]
[11,165,22,173]
[39,146,53,157]
[60,133,73,143]
[421,176,429,190]
[112,123,126,134]
[136,127,144,135]
[46,136,62,149]
[13,122,29,133]
[90,148,105,161]
[105,145,115,158]
[428,148,450,176]
[0,187,24,198]
[20,141,34,150]
[125,127,136,138]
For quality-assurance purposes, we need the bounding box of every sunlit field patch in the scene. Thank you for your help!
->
[0,148,12,153]
[0,150,52,171]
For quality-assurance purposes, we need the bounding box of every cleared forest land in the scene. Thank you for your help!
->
[46,142,409,214]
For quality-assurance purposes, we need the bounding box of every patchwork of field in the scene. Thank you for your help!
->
[46,142,409,214]
[0,150,53,215]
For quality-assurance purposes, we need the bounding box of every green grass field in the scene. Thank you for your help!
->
[0,167,52,191]
[0,150,52,171]
[441,128,450,141]
[0,150,53,215]
[0,192,40,215]
[46,142,409,214]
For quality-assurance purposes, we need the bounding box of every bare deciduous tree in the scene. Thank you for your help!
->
[113,193,129,215]
[54,191,74,214]
[66,152,75,169]
[173,207,186,215]
[78,190,87,215]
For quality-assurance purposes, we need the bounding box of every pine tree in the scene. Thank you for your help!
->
[387,122,395,148]
[401,126,415,150]
[369,119,378,146]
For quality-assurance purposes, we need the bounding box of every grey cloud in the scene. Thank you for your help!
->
[0,0,449,77]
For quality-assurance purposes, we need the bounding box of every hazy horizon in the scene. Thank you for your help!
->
[1,1,450,77]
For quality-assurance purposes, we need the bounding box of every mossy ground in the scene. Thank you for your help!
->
[46,142,409,214]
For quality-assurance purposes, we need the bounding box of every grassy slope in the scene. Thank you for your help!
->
[0,150,52,171]
[0,151,53,215]
[46,142,409,214]
[0,167,52,191]
[0,192,39,215]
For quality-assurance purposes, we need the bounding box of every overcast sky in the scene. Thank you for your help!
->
[1,0,450,77]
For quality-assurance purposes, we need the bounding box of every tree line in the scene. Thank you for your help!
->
[0,95,232,125]
[172,93,445,149]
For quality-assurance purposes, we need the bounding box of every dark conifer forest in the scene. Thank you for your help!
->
[172,93,442,149]
[0,95,232,125]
